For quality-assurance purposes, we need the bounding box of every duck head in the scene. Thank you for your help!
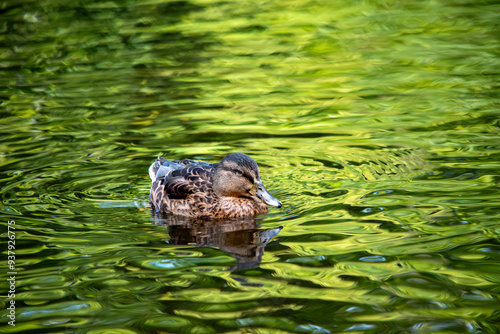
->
[213,153,282,208]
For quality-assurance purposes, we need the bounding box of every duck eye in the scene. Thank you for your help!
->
[235,169,244,176]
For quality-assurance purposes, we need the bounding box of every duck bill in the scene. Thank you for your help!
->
[251,181,282,208]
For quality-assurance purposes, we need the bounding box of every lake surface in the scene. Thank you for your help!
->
[1,0,499,333]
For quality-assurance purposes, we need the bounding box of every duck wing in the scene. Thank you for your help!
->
[163,160,217,200]
[148,157,182,182]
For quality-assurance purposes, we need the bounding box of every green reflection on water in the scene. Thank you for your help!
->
[1,0,499,333]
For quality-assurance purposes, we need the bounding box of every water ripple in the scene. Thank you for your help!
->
[0,0,499,332]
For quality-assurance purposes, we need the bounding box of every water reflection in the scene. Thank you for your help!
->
[151,211,282,270]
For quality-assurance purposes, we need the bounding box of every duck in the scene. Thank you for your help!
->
[149,153,282,218]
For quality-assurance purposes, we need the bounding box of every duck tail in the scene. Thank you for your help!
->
[149,157,161,182]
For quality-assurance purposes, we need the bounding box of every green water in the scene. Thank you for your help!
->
[1,0,500,333]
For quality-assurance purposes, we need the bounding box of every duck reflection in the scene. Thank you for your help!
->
[151,210,282,270]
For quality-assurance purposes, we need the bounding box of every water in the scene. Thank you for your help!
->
[1,0,499,333]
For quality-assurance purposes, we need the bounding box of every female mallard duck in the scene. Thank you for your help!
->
[149,153,282,218]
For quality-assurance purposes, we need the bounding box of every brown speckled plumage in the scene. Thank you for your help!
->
[149,153,281,218]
